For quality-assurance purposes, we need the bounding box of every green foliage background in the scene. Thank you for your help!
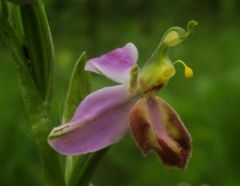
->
[1,0,240,185]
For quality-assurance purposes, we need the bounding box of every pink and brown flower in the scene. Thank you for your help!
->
[48,21,197,168]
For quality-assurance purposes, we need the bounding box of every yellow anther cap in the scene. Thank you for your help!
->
[173,60,193,79]
[184,66,193,78]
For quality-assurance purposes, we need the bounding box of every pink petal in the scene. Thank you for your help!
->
[48,85,137,155]
[129,96,191,168]
[85,43,138,83]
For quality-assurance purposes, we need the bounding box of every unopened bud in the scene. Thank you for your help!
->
[163,30,183,47]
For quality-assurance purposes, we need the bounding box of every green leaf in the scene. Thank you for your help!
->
[62,52,91,123]
[20,0,55,101]
[1,0,9,18]
[0,3,65,186]
[66,148,109,186]
[62,52,110,186]
[62,52,91,186]
[75,148,109,186]
[9,5,24,42]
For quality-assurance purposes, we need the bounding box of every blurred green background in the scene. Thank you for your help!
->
[1,0,240,185]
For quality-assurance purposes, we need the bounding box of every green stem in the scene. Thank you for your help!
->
[20,0,54,101]
[0,0,9,18]
[0,14,28,75]
[0,4,65,186]
[61,53,109,186]
[75,148,109,186]
[65,155,90,186]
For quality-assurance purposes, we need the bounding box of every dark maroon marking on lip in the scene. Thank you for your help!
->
[157,138,186,168]
[163,102,192,156]
[129,103,152,154]
[129,97,192,168]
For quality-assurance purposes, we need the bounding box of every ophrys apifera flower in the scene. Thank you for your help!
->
[49,20,197,168]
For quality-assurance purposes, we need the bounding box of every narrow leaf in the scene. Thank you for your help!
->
[62,52,91,185]
[1,0,9,18]
[20,0,55,100]
[62,52,91,122]
[0,13,66,186]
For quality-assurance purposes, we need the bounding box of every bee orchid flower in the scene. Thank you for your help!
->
[48,21,197,168]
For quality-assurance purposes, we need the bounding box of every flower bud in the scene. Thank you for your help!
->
[138,20,197,95]
[163,30,183,47]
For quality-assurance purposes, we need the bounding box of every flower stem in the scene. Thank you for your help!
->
[74,148,109,186]
[20,0,54,101]
[65,155,90,186]
[62,53,109,186]
[0,2,65,186]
